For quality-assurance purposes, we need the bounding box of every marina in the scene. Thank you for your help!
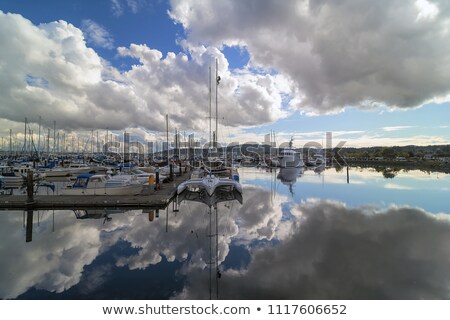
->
[0,171,190,210]
[1,1,450,311]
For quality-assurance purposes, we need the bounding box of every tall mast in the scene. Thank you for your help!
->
[47,129,50,155]
[215,58,219,147]
[209,65,212,147]
[38,116,41,157]
[166,114,169,165]
[53,120,56,154]
[9,129,12,156]
[24,117,27,155]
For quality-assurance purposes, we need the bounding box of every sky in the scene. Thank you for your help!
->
[0,0,449,148]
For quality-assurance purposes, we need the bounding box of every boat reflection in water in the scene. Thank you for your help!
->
[277,167,304,195]
[73,208,126,224]
[177,186,243,299]
[177,188,243,207]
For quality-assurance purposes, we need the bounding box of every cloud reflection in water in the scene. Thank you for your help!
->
[177,200,450,299]
[1,184,449,299]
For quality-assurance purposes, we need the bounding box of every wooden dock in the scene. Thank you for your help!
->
[0,172,189,210]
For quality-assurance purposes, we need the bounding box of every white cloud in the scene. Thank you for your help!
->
[169,0,450,114]
[415,0,439,21]
[111,0,124,16]
[126,0,146,13]
[0,12,289,133]
[382,126,415,132]
[81,19,114,49]
[111,0,148,16]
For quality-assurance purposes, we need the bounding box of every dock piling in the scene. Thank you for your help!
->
[26,170,34,204]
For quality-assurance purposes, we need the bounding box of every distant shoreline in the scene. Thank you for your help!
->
[344,159,450,174]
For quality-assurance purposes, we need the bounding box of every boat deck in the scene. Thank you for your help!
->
[0,172,190,210]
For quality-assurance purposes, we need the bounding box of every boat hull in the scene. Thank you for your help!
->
[177,176,242,196]
[60,184,143,196]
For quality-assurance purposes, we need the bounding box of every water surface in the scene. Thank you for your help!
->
[1,166,449,299]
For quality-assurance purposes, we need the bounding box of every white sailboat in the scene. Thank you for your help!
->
[177,59,242,197]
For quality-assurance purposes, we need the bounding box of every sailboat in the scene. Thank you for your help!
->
[178,59,242,197]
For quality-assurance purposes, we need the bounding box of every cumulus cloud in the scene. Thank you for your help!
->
[169,0,450,113]
[177,200,450,299]
[0,12,288,132]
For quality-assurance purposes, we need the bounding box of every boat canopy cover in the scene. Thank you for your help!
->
[73,174,95,188]
[76,174,95,179]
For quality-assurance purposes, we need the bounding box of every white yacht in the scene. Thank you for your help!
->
[60,174,143,196]
[111,169,166,184]
[177,168,242,197]
[42,163,105,177]
[278,138,304,168]
[0,166,24,184]
[277,166,304,196]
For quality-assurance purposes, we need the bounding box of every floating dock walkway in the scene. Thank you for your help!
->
[0,172,190,210]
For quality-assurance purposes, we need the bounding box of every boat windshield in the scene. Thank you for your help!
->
[73,177,89,188]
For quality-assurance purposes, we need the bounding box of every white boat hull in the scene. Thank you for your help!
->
[177,175,242,196]
[0,175,24,184]
[60,174,143,195]
[43,169,71,177]
[60,184,143,196]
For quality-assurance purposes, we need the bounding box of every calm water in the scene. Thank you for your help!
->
[1,166,450,299]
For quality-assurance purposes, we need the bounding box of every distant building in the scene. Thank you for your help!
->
[263,132,276,147]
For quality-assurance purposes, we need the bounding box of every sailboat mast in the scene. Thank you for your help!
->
[215,59,218,148]
[9,129,12,156]
[209,66,212,147]
[166,114,169,165]
[24,117,27,155]
[53,120,56,154]
[38,116,41,158]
